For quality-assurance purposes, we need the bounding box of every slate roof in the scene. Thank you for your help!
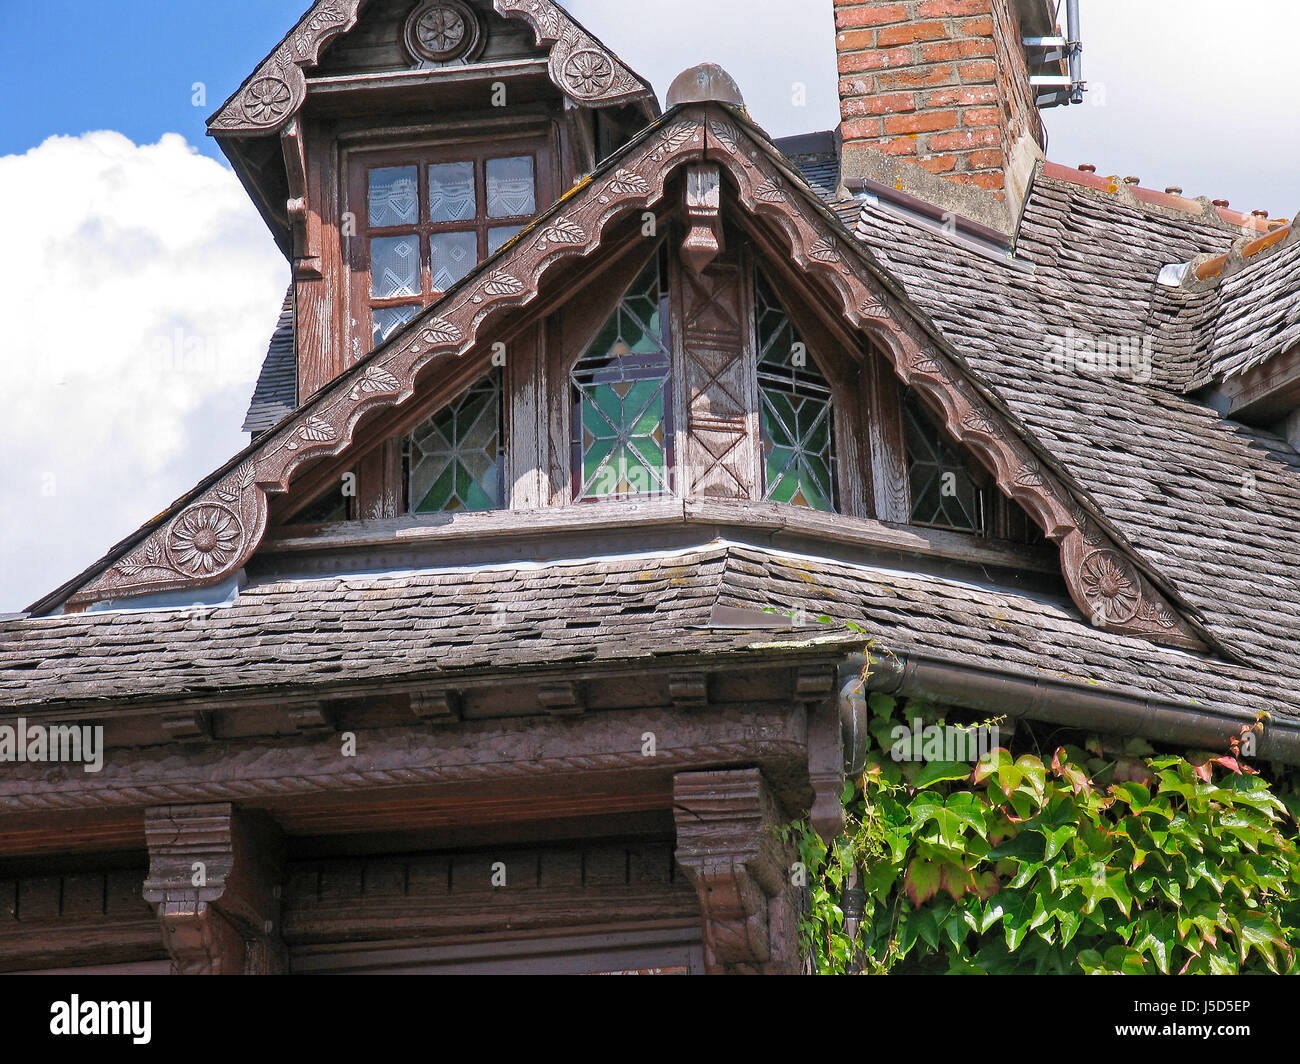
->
[241,287,296,436]
[0,543,1285,720]
[1208,232,1300,381]
[841,162,1300,721]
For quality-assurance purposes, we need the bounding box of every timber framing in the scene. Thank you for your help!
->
[35,105,1215,654]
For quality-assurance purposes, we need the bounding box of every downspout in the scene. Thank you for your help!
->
[837,650,1300,767]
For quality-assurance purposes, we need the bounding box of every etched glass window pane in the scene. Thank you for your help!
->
[486,156,536,218]
[430,230,479,291]
[373,304,419,345]
[571,252,672,501]
[754,272,837,512]
[369,166,419,228]
[407,370,505,513]
[371,235,421,298]
[428,161,476,223]
[488,225,524,255]
[903,389,983,533]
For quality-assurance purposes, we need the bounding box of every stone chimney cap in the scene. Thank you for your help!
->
[667,64,745,108]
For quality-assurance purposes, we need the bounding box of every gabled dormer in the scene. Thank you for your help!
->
[209,0,657,400]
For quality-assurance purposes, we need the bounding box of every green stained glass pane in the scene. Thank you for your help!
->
[903,389,983,532]
[408,369,505,514]
[571,251,672,500]
[755,270,837,512]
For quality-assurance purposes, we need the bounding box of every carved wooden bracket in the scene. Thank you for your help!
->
[410,688,461,723]
[806,697,845,843]
[143,804,286,975]
[62,114,706,610]
[673,768,801,975]
[208,0,653,136]
[703,114,1209,652]
[281,119,322,279]
[682,163,724,274]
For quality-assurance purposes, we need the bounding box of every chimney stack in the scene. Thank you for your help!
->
[834,0,1053,238]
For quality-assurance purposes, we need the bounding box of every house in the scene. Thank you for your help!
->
[1,0,1297,975]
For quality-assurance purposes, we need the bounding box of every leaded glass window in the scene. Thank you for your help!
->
[406,370,505,513]
[755,272,838,512]
[354,142,548,347]
[571,252,673,501]
[902,388,984,533]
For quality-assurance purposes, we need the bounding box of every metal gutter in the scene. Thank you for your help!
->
[837,650,1300,767]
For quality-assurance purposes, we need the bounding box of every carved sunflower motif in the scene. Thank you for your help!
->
[563,49,615,97]
[243,77,293,125]
[169,505,242,577]
[1080,550,1142,625]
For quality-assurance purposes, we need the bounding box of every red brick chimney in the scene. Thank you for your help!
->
[834,0,1054,238]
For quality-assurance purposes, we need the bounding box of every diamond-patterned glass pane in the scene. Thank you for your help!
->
[371,235,421,298]
[408,370,505,513]
[430,230,478,291]
[571,253,672,500]
[903,389,983,532]
[428,161,476,223]
[373,304,420,344]
[488,225,524,255]
[754,272,837,511]
[486,156,536,218]
[369,166,419,228]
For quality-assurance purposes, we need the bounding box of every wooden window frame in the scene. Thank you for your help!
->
[344,130,554,354]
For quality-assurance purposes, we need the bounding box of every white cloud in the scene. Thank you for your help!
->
[0,132,287,612]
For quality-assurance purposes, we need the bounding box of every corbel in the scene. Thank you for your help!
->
[668,671,709,708]
[795,664,836,702]
[673,769,801,975]
[161,710,213,742]
[682,163,724,274]
[143,804,286,975]
[409,688,462,724]
[538,681,584,717]
[287,700,336,733]
[281,118,323,279]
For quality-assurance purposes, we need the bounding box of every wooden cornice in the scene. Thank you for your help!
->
[207,0,654,137]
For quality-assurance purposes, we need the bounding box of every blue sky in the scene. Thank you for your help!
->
[0,0,306,161]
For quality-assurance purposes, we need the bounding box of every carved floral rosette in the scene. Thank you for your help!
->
[709,117,1206,652]
[69,114,707,608]
[493,0,652,107]
[209,0,364,134]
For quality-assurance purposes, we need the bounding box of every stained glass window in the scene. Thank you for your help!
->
[571,252,673,501]
[406,370,505,513]
[902,388,984,533]
[755,272,837,512]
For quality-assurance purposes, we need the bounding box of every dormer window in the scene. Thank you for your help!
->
[351,140,550,344]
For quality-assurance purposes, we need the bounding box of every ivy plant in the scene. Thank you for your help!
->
[785,690,1300,975]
